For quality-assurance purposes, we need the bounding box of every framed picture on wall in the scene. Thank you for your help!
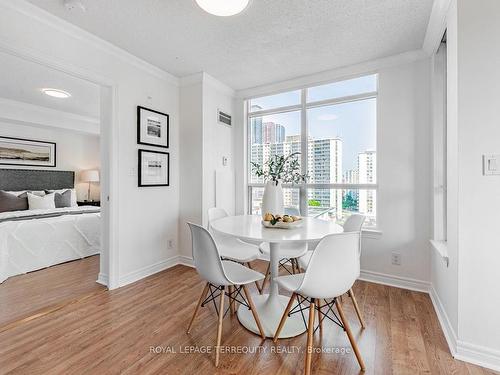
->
[138,149,169,187]
[0,136,56,167]
[137,106,169,148]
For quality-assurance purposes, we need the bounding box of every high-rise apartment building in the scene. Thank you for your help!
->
[358,150,376,218]
[250,105,263,144]
[251,135,343,218]
[262,122,285,144]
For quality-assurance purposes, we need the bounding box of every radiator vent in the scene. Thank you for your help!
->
[218,109,232,126]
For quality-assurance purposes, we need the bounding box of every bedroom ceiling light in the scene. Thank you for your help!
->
[195,0,250,16]
[42,89,72,99]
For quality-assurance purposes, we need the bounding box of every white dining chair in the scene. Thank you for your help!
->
[273,232,366,374]
[207,208,263,290]
[298,214,366,328]
[186,223,266,367]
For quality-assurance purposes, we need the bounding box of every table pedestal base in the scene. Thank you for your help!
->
[237,294,308,338]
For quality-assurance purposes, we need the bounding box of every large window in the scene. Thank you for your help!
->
[247,74,378,228]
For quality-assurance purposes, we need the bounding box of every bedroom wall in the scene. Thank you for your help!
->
[0,0,180,288]
[0,121,101,201]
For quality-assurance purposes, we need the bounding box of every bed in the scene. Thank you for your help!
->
[0,169,101,283]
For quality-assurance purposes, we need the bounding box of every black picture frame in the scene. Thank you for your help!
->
[0,136,56,167]
[138,149,170,187]
[137,106,169,148]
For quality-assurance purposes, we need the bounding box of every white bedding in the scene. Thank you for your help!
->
[0,207,100,283]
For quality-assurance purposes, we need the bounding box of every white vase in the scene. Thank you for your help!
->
[261,180,284,219]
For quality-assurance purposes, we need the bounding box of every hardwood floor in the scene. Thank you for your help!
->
[0,262,497,375]
[0,255,104,327]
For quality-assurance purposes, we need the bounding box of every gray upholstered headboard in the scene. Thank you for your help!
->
[0,169,74,191]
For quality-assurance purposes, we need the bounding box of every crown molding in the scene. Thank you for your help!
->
[422,0,452,56]
[236,49,428,99]
[0,0,179,86]
[0,97,99,135]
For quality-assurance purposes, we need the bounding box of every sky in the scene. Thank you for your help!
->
[250,75,377,170]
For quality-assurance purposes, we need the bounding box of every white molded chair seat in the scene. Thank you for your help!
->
[208,207,261,263]
[275,273,305,292]
[218,237,261,263]
[259,241,308,259]
[221,260,264,285]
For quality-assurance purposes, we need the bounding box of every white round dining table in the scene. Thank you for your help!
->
[210,214,344,338]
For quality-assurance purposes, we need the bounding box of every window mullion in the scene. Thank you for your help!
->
[300,88,308,216]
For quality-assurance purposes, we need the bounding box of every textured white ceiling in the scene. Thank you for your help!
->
[0,51,100,118]
[27,0,433,90]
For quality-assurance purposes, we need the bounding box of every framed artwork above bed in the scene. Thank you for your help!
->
[0,136,56,167]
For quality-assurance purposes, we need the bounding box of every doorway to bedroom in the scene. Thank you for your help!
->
[0,51,111,327]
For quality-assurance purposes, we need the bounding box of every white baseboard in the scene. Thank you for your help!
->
[455,341,500,372]
[177,255,194,268]
[429,286,500,372]
[429,286,458,356]
[359,269,431,293]
[96,272,109,287]
[118,256,181,287]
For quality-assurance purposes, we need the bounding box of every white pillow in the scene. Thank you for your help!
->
[27,192,55,210]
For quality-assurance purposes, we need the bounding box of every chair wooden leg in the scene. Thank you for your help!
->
[349,288,366,329]
[229,285,235,315]
[305,299,316,375]
[242,285,266,339]
[215,286,225,367]
[186,283,209,334]
[316,299,323,333]
[259,263,271,295]
[273,292,297,342]
[335,299,365,371]
[246,262,262,292]
[291,258,297,274]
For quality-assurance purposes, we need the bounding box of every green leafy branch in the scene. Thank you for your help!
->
[251,152,308,185]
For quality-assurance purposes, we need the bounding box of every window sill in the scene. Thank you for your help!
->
[430,239,449,267]
[362,229,382,239]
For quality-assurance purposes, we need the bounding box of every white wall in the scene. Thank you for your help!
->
[235,57,433,285]
[430,0,460,343]
[201,75,236,220]
[428,0,500,370]
[179,79,203,259]
[178,73,235,258]
[456,0,500,358]
[0,120,100,201]
[364,59,432,283]
[0,0,180,287]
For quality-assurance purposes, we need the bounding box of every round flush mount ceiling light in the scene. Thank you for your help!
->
[42,89,72,99]
[195,0,250,16]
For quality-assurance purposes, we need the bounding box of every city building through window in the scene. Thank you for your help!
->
[247,74,378,227]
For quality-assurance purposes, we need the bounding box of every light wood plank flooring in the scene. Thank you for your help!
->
[0,255,104,327]
[0,261,497,375]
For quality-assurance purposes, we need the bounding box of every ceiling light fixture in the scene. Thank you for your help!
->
[195,0,250,16]
[42,89,72,99]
